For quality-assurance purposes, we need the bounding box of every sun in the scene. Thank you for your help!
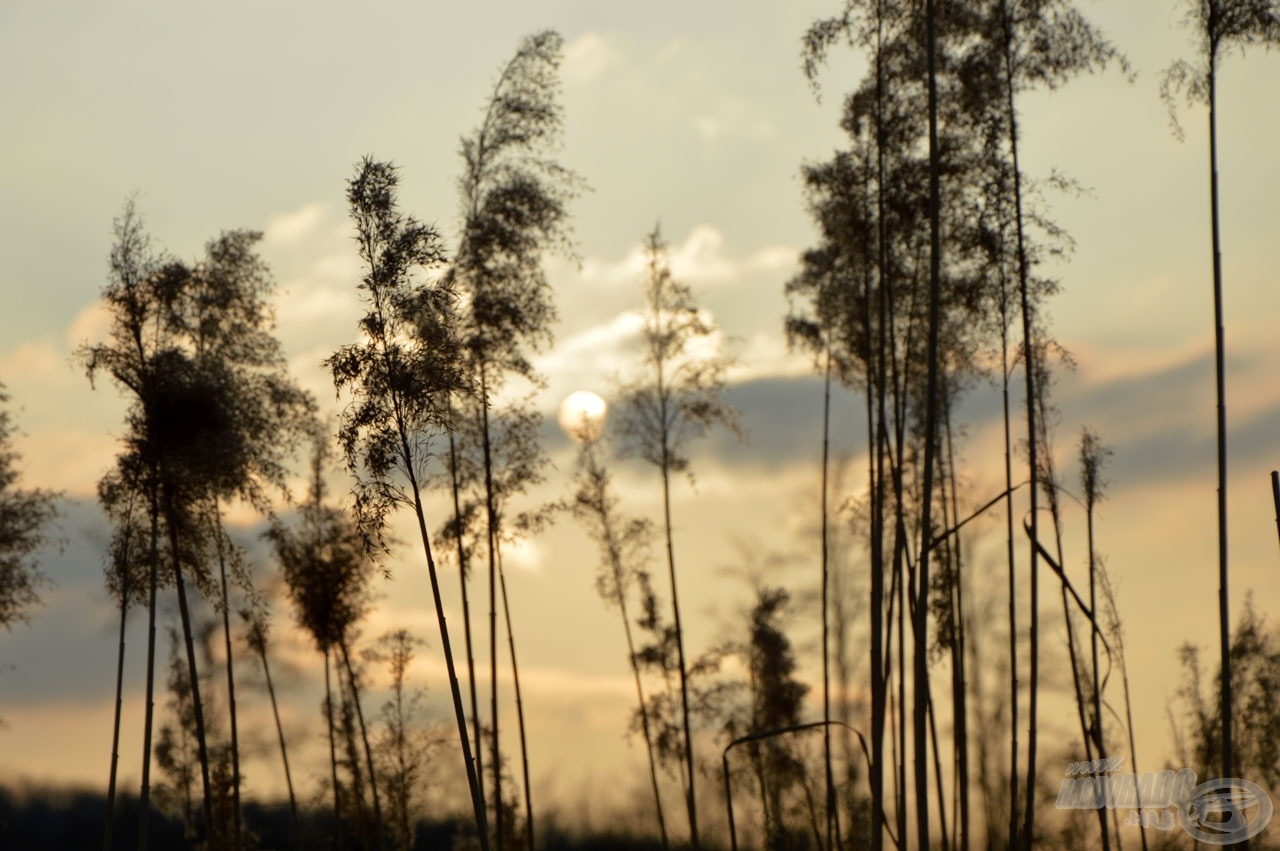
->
[557,390,608,443]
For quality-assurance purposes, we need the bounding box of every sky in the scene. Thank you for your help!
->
[1,0,1279,837]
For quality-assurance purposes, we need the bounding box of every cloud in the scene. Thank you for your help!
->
[532,303,767,436]
[691,98,778,143]
[12,429,120,497]
[532,310,646,405]
[257,202,368,405]
[935,338,1280,506]
[573,250,648,290]
[703,373,862,471]
[0,339,119,497]
[665,224,795,288]
[562,31,620,85]
[0,339,65,384]
[729,329,815,383]
[537,325,1280,497]
[262,202,329,246]
[65,302,111,350]
[566,224,795,295]
[532,227,806,455]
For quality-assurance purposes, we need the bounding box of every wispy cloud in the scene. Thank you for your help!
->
[692,97,778,143]
[562,31,621,85]
[262,202,329,246]
[568,224,794,293]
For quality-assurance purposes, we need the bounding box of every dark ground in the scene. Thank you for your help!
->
[0,785,672,851]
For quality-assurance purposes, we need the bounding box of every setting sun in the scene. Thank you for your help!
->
[556,390,607,442]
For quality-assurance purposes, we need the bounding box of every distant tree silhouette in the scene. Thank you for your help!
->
[800,3,1124,845]
[98,467,146,851]
[616,226,741,850]
[326,157,489,849]
[818,347,839,851]
[1173,596,1280,792]
[338,631,384,849]
[80,202,171,849]
[967,96,1029,850]
[914,4,945,845]
[370,629,438,851]
[189,225,314,849]
[818,458,872,842]
[154,617,247,851]
[177,234,311,848]
[208,516,247,851]
[1030,340,1112,850]
[0,382,60,804]
[154,628,199,839]
[269,434,374,849]
[82,207,228,844]
[177,225,313,851]
[336,651,373,842]
[243,607,302,851]
[977,6,1121,843]
[82,200,311,848]
[1163,0,1280,787]
[327,652,345,850]
[156,382,220,841]
[570,434,669,849]
[444,398,551,851]
[783,234,846,849]
[1079,428,1126,850]
[799,7,965,842]
[0,382,58,633]
[741,586,811,850]
[492,401,553,851]
[449,29,581,850]
[787,91,885,846]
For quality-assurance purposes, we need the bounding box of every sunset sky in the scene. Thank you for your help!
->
[2,0,1279,831]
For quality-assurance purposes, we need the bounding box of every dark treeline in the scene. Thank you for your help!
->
[2,4,1279,851]
[0,784,655,851]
